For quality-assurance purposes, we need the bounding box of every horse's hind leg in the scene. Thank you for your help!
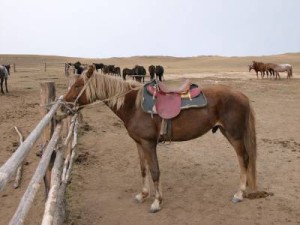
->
[231,140,248,202]
[219,129,248,202]
[135,142,151,203]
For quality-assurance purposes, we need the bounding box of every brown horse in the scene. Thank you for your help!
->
[249,61,267,79]
[63,66,257,213]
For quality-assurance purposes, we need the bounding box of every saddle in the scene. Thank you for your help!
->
[142,79,207,119]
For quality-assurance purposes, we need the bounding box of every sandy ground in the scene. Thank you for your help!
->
[0,54,300,225]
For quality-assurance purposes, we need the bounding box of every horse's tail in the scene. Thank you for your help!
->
[290,66,293,77]
[244,104,257,190]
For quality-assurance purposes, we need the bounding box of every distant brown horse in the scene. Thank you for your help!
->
[249,61,267,79]
[63,66,257,213]
[265,63,276,78]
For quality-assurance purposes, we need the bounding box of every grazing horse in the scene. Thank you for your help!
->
[0,65,9,94]
[148,65,155,80]
[155,65,164,81]
[249,61,267,79]
[122,68,135,80]
[133,65,146,83]
[273,64,293,79]
[63,65,257,213]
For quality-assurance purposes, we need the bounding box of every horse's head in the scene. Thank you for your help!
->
[62,65,96,112]
[248,65,253,72]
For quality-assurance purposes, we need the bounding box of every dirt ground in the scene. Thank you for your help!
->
[0,54,300,225]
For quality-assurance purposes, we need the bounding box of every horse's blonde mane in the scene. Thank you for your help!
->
[82,71,143,110]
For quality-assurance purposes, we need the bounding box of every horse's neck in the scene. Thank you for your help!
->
[104,90,139,125]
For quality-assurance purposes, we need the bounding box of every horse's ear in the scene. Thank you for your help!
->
[86,65,96,78]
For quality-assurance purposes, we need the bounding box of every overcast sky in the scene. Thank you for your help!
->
[1,0,300,58]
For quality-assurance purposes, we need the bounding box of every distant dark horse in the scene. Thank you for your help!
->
[133,65,146,83]
[155,65,164,81]
[93,63,104,72]
[73,61,87,75]
[63,65,257,213]
[122,68,135,80]
[0,65,10,94]
[148,65,155,80]
[122,66,145,82]
[114,67,121,77]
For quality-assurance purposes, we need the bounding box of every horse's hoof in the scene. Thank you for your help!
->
[231,196,243,203]
[149,207,161,213]
[134,194,144,203]
[149,199,161,213]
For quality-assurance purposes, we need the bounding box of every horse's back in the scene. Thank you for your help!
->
[0,66,8,78]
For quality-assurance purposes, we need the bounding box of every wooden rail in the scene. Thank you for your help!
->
[0,96,63,191]
[0,80,80,225]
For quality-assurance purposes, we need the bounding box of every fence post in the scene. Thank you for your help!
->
[13,63,16,72]
[44,63,47,72]
[40,82,56,142]
[40,82,56,193]
[64,64,67,76]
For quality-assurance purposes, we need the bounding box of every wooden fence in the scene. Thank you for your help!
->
[0,82,79,225]
[12,63,66,73]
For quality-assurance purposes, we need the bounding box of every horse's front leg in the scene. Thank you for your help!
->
[0,80,4,94]
[135,142,150,203]
[5,78,8,93]
[140,140,162,213]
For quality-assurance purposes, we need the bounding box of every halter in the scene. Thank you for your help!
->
[73,72,96,106]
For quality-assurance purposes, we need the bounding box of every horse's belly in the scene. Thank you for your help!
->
[170,109,215,141]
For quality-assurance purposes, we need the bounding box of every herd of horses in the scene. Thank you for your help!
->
[249,61,293,80]
[65,62,165,83]
[122,65,164,82]
[0,60,296,95]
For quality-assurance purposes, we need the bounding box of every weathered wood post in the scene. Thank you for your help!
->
[13,63,16,72]
[44,63,47,72]
[40,81,56,147]
[64,63,67,76]
[40,82,56,194]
